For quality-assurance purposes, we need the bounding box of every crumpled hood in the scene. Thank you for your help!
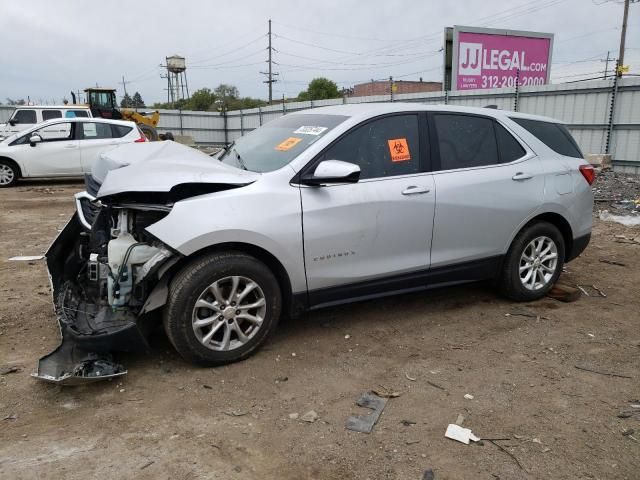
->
[94,141,259,199]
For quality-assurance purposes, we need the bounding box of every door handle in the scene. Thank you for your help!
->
[402,185,431,195]
[512,172,533,181]
[64,144,78,149]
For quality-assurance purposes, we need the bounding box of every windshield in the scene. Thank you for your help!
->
[219,113,348,172]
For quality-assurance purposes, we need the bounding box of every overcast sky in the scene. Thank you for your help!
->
[1,0,638,105]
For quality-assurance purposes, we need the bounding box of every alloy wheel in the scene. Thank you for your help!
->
[192,275,267,351]
[519,236,558,291]
[0,164,14,186]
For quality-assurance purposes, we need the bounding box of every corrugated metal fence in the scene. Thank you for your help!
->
[2,77,639,168]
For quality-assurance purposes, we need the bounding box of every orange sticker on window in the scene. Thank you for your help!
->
[275,137,303,151]
[387,138,411,162]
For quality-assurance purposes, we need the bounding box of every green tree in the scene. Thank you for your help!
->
[132,92,145,108]
[120,93,133,108]
[185,88,217,111]
[297,78,341,101]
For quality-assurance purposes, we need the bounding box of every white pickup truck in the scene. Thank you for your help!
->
[0,105,93,140]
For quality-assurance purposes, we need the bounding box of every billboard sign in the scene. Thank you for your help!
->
[451,26,553,91]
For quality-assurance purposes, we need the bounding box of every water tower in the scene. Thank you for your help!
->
[165,55,189,106]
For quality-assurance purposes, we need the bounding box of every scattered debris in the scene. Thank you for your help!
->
[577,284,607,298]
[547,283,581,302]
[3,414,17,421]
[405,372,417,381]
[464,394,474,400]
[8,255,44,261]
[202,384,213,389]
[224,410,248,417]
[400,420,416,426]
[455,414,465,426]
[426,381,447,393]
[274,376,288,383]
[422,469,435,480]
[613,235,640,245]
[372,385,402,398]
[487,439,524,470]
[289,413,299,420]
[406,439,421,445]
[445,424,481,444]
[344,334,351,339]
[346,391,388,433]
[622,428,635,437]
[140,460,155,470]
[301,410,319,423]
[599,259,626,267]
[0,366,19,375]
[505,307,548,320]
[575,365,632,379]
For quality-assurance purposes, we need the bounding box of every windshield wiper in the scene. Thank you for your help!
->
[234,149,248,171]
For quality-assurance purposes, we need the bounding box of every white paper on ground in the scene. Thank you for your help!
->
[445,424,481,445]
[599,211,640,226]
[8,255,45,261]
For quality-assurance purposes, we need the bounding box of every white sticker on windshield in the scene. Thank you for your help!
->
[293,126,328,136]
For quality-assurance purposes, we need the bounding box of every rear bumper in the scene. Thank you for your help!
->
[567,233,591,262]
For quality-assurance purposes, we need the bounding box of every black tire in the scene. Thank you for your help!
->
[0,159,19,188]
[163,132,174,141]
[139,124,159,141]
[163,251,282,366]
[498,221,565,301]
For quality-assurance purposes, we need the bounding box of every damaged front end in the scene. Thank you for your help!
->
[34,192,177,385]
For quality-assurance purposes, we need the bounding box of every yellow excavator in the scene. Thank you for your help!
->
[71,88,171,141]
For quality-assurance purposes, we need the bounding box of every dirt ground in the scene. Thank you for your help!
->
[0,180,639,480]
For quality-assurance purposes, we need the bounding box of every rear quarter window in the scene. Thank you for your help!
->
[42,110,62,121]
[511,117,583,158]
[112,125,133,138]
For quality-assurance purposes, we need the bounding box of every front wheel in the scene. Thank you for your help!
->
[164,252,282,366]
[498,221,565,301]
[138,124,159,141]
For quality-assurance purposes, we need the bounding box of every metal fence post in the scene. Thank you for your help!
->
[514,68,520,112]
[240,110,244,136]
[605,63,620,155]
[444,89,449,105]
[223,108,228,146]
[258,106,263,126]
[179,109,184,136]
[390,76,394,102]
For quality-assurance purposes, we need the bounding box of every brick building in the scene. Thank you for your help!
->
[349,79,442,97]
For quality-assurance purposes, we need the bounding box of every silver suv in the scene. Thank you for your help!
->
[37,104,594,384]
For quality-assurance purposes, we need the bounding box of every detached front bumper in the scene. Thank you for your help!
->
[32,212,146,385]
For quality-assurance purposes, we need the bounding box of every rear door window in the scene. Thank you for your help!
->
[511,118,583,158]
[81,122,113,139]
[13,110,37,124]
[320,114,421,180]
[433,114,499,170]
[69,110,89,118]
[42,110,62,121]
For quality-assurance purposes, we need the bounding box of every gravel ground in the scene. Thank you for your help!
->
[0,177,639,480]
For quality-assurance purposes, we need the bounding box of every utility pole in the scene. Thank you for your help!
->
[602,51,612,79]
[617,0,630,76]
[261,19,279,104]
[121,76,129,97]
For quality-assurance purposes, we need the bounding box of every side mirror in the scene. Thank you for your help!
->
[29,134,43,146]
[300,160,360,186]
[8,119,18,126]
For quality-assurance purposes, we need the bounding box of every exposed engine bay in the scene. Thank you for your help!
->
[34,193,177,385]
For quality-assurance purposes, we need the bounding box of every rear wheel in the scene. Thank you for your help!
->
[164,252,282,366]
[138,124,159,141]
[0,160,19,188]
[498,221,565,301]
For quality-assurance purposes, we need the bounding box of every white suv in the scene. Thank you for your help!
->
[36,103,594,384]
[0,105,92,140]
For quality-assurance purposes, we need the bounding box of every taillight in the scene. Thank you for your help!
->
[579,164,596,185]
[134,128,148,143]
